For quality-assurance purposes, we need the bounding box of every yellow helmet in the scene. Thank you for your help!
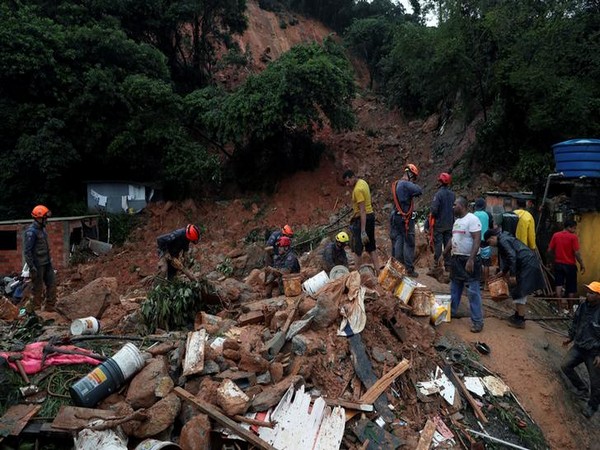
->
[336,231,349,243]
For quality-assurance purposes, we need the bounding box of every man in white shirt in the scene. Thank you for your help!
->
[444,196,483,332]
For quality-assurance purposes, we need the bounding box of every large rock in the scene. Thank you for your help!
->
[213,278,261,304]
[132,393,181,439]
[216,379,249,416]
[56,277,119,320]
[180,413,211,450]
[126,357,168,409]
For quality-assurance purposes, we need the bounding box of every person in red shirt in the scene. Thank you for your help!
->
[548,220,586,301]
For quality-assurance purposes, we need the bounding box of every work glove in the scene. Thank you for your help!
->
[171,257,184,270]
[361,231,370,245]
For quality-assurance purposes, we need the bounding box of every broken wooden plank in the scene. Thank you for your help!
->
[314,405,346,450]
[237,310,265,326]
[174,387,277,450]
[0,404,41,440]
[51,406,118,431]
[353,418,404,450]
[182,329,206,376]
[415,418,436,450]
[447,366,488,423]
[347,334,394,421]
[319,397,374,412]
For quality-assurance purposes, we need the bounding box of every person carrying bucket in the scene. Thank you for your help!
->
[321,231,350,273]
[156,224,201,280]
[390,164,422,278]
[484,228,544,329]
[264,236,300,297]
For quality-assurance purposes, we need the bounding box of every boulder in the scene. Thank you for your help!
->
[56,277,119,320]
[132,393,181,439]
[126,357,169,409]
[216,379,250,416]
[180,414,211,450]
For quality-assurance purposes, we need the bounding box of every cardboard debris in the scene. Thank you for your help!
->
[483,375,511,396]
[416,366,456,405]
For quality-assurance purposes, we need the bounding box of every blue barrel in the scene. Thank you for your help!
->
[552,139,600,178]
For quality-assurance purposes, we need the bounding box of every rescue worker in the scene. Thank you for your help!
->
[157,224,200,280]
[265,236,300,297]
[484,228,545,328]
[390,164,422,277]
[430,172,455,272]
[265,224,294,266]
[343,170,380,271]
[24,205,56,312]
[322,231,350,273]
[514,198,536,249]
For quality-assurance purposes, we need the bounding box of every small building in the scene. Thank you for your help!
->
[86,181,157,214]
[0,215,99,275]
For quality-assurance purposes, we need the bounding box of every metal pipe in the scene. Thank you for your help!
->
[466,429,531,450]
[536,172,563,234]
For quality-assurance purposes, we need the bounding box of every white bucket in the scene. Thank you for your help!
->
[135,439,181,450]
[70,317,100,336]
[111,343,146,380]
[302,270,330,296]
[394,277,419,304]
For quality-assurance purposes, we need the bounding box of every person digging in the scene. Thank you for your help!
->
[156,224,200,281]
[264,236,300,298]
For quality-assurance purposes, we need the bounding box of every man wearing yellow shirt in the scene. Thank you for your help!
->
[514,198,536,250]
[343,170,380,270]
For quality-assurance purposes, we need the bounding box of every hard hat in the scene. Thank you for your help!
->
[336,231,349,243]
[185,224,200,243]
[277,236,291,247]
[405,164,419,177]
[282,224,294,237]
[31,205,51,219]
[438,172,451,185]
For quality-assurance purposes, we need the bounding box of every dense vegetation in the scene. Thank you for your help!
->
[1,0,598,217]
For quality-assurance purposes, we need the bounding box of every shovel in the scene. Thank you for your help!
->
[263,295,302,360]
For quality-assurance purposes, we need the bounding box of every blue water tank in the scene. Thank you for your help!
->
[552,138,600,178]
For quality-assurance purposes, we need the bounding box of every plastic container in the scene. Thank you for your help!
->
[135,440,181,450]
[282,273,302,297]
[378,258,406,293]
[302,271,330,296]
[410,288,433,316]
[430,305,448,326]
[395,277,419,304]
[330,265,350,280]
[434,295,452,323]
[552,138,600,178]
[70,343,145,407]
[488,276,509,302]
[70,317,100,336]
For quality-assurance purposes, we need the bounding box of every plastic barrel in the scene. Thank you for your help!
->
[70,358,125,407]
[552,138,600,178]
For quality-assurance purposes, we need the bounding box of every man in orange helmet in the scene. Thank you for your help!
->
[391,164,422,277]
[430,172,455,273]
[264,236,300,297]
[24,205,57,312]
[157,224,200,280]
[265,224,294,262]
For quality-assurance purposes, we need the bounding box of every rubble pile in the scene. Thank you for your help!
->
[0,255,547,449]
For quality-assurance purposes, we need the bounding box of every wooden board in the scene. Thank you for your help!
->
[0,404,41,440]
[415,418,436,450]
[51,406,117,431]
[237,310,265,326]
[182,329,206,376]
[175,387,277,450]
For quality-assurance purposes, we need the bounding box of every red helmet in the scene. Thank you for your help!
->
[185,224,200,243]
[438,172,452,185]
[277,236,291,247]
[31,205,51,219]
[405,164,419,177]
[282,224,293,237]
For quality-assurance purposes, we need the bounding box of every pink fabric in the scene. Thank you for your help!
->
[0,341,101,374]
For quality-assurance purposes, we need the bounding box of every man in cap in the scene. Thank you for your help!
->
[561,282,600,418]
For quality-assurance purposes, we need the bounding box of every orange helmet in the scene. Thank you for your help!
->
[277,236,291,247]
[282,224,294,237]
[31,205,51,219]
[185,224,200,243]
[438,172,451,185]
[405,164,419,178]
